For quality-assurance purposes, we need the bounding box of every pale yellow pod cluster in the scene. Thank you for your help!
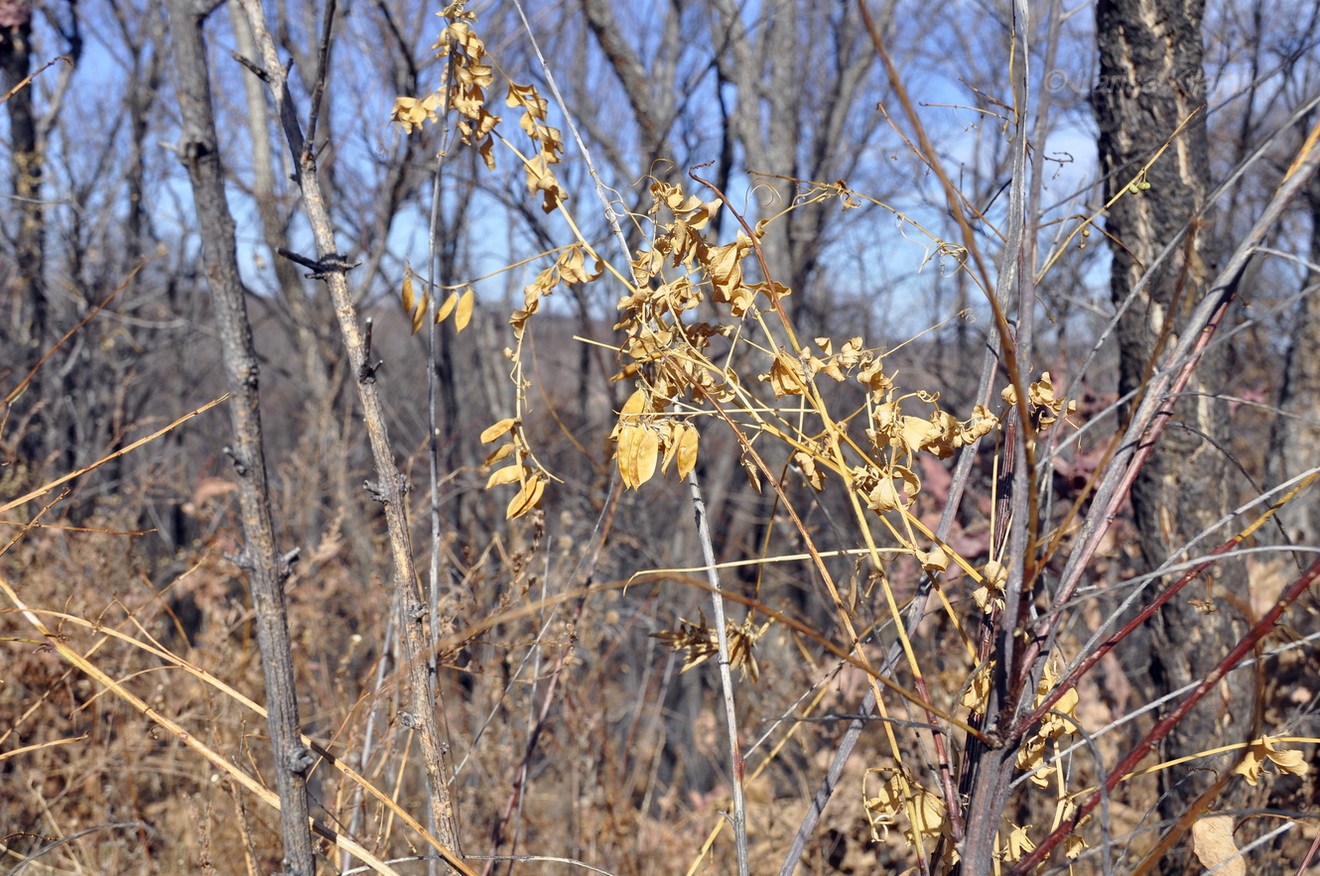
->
[479,417,544,519]
[399,273,474,334]
[611,388,699,489]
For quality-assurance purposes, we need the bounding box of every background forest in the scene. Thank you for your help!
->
[2,0,1320,874]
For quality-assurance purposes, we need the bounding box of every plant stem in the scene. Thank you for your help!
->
[686,471,750,876]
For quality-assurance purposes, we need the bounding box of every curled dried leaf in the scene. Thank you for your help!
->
[792,450,826,491]
[660,421,681,474]
[391,93,444,132]
[525,152,567,213]
[740,456,763,493]
[857,357,893,395]
[916,545,948,572]
[760,351,806,398]
[1000,824,1036,863]
[866,466,920,513]
[864,768,945,848]
[1234,737,1310,785]
[973,559,1008,614]
[962,661,993,715]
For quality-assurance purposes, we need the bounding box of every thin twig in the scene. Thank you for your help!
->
[686,471,750,876]
[303,0,335,154]
[425,20,458,876]
[341,596,398,874]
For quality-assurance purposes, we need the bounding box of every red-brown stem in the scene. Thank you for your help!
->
[1011,529,1246,739]
[1008,556,1320,874]
[911,670,967,844]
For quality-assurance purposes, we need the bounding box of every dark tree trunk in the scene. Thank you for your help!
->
[1093,0,1253,835]
[1,0,44,350]
[2,0,52,471]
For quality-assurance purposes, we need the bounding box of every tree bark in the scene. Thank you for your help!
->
[2,0,52,471]
[165,1,316,872]
[1,0,44,350]
[1093,0,1253,828]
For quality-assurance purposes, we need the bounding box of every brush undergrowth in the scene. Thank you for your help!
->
[2,2,1318,875]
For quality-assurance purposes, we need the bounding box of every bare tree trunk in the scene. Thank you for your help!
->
[234,0,466,867]
[1093,0,1253,830]
[2,0,49,460]
[1,0,41,329]
[227,0,378,577]
[165,1,316,872]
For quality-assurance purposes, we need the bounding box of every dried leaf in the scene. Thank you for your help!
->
[480,418,517,443]
[485,463,526,489]
[616,424,639,488]
[620,388,648,417]
[1040,686,1080,737]
[557,245,603,285]
[1266,745,1309,777]
[866,466,920,512]
[1016,734,1053,786]
[477,134,497,170]
[455,287,475,331]
[660,422,681,474]
[632,428,659,488]
[962,661,993,714]
[1234,737,1311,784]
[676,424,699,480]
[865,765,950,849]
[1190,815,1245,876]
[484,442,514,466]
[916,546,948,572]
[506,81,548,118]
[973,558,1009,613]
[437,291,459,323]
[857,357,893,395]
[525,152,567,213]
[760,351,806,398]
[704,237,749,304]
[401,274,415,312]
[741,456,762,493]
[506,472,545,519]
[391,93,444,132]
[410,292,427,334]
[1001,824,1036,863]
